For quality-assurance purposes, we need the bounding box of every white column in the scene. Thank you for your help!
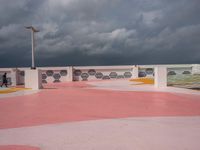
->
[10,69,17,86]
[25,69,42,90]
[154,66,167,88]
[67,66,73,81]
[132,65,138,78]
[192,64,200,75]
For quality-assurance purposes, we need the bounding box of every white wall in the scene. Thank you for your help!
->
[25,69,42,90]
[192,64,200,75]
[0,64,199,85]
[155,66,167,88]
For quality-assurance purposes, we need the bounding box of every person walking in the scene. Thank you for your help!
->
[1,73,8,87]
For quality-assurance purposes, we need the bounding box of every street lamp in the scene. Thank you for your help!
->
[25,26,39,69]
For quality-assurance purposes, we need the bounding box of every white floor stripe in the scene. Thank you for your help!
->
[0,116,200,150]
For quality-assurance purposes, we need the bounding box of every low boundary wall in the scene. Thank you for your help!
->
[0,64,199,86]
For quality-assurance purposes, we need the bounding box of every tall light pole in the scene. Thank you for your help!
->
[25,26,39,69]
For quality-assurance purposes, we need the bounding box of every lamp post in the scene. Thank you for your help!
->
[25,26,39,69]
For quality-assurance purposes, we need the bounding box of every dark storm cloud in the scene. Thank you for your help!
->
[0,0,199,67]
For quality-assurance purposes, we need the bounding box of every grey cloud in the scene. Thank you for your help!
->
[0,0,200,67]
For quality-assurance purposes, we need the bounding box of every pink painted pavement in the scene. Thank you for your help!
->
[0,82,200,129]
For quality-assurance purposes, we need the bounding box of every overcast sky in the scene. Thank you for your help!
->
[0,0,200,67]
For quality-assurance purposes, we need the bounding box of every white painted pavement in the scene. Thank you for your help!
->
[0,90,39,99]
[0,117,200,150]
[87,80,200,95]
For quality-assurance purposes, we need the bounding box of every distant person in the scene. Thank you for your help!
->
[1,73,8,87]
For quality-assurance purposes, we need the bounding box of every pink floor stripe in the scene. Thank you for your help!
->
[0,82,200,129]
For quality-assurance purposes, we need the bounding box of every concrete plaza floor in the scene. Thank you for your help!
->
[0,80,200,150]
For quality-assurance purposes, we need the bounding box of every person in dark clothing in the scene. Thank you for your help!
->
[1,73,8,87]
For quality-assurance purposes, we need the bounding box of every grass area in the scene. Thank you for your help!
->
[167,74,200,86]
[130,75,200,90]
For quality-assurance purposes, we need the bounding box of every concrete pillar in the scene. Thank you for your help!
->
[132,65,139,78]
[192,64,200,75]
[10,69,17,86]
[154,66,167,88]
[67,66,73,81]
[25,69,42,90]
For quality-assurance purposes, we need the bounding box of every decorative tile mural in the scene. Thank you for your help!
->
[145,68,154,75]
[81,73,89,81]
[42,70,68,84]
[42,80,47,84]
[95,72,103,79]
[138,68,154,78]
[42,74,47,80]
[124,72,132,78]
[117,75,125,79]
[60,70,68,76]
[88,69,96,76]
[109,72,118,78]
[46,70,54,76]
[53,73,61,80]
[102,75,110,80]
[74,70,82,76]
[73,69,133,81]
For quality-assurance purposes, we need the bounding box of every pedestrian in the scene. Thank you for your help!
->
[1,73,8,87]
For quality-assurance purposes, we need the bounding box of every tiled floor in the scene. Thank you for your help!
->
[0,80,200,150]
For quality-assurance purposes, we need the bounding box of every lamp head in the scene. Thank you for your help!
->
[25,26,39,32]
